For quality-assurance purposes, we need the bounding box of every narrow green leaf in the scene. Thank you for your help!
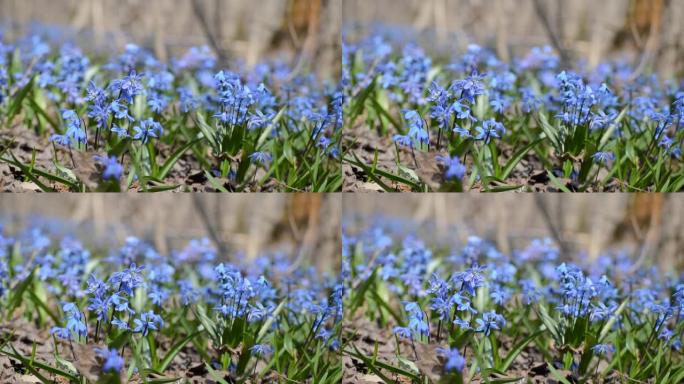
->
[157,139,201,180]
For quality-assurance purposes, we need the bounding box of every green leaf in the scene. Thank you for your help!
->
[500,138,542,180]
[500,330,543,371]
[6,77,34,125]
[547,170,572,192]
[536,303,561,342]
[157,331,201,372]
[598,299,629,342]
[194,112,218,150]
[6,270,34,320]
[346,345,421,383]
[547,362,573,384]
[537,111,560,150]
[157,139,201,180]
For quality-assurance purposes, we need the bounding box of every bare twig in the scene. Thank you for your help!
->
[190,0,227,65]
[192,194,229,258]
[534,195,571,257]
[531,0,570,66]
[287,0,321,81]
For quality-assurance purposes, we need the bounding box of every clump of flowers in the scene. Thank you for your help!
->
[0,220,341,382]
[343,217,684,382]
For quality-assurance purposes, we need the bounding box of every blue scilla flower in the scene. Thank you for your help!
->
[147,91,169,114]
[452,264,487,295]
[111,125,129,138]
[51,302,87,341]
[453,317,471,330]
[178,87,199,113]
[86,81,107,105]
[520,279,541,305]
[88,103,110,129]
[520,87,541,113]
[451,100,477,122]
[436,347,466,372]
[591,343,615,356]
[429,297,452,321]
[109,292,135,315]
[148,286,169,306]
[403,110,429,146]
[426,273,449,297]
[247,110,274,131]
[393,134,413,148]
[490,285,512,306]
[392,326,413,340]
[88,296,110,322]
[590,110,618,131]
[109,263,145,294]
[475,119,505,144]
[475,310,505,336]
[249,151,272,166]
[403,301,429,338]
[109,71,145,102]
[592,151,615,165]
[109,100,134,122]
[94,156,123,180]
[427,81,450,106]
[95,347,124,373]
[133,311,164,336]
[52,109,86,148]
[133,118,163,143]
[111,318,129,331]
[450,70,486,103]
[435,155,466,181]
[250,344,273,358]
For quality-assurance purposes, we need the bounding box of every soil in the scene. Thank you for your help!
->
[342,314,633,384]
[0,126,277,193]
[342,123,621,193]
[0,318,278,383]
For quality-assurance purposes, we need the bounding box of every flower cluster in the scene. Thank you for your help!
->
[1,29,341,191]
[344,28,684,191]
[344,217,684,380]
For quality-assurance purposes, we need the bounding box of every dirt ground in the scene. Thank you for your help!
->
[0,126,277,193]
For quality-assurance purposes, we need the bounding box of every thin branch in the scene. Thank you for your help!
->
[190,0,227,65]
[531,0,570,66]
[192,194,229,259]
[534,195,571,257]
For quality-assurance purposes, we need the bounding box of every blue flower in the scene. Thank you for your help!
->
[475,310,505,336]
[393,134,413,148]
[393,326,413,340]
[111,318,130,331]
[132,119,163,143]
[474,119,504,144]
[51,302,87,340]
[95,347,124,373]
[591,343,615,356]
[109,263,145,294]
[93,156,123,180]
[109,100,134,121]
[133,310,164,336]
[592,151,615,165]
[249,151,272,166]
[250,344,273,358]
[435,155,466,181]
[436,347,466,372]
[111,125,129,138]
[52,109,86,147]
[109,71,144,102]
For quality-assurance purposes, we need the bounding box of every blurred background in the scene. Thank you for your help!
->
[0,194,341,272]
[344,0,684,78]
[0,0,341,78]
[344,194,684,272]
